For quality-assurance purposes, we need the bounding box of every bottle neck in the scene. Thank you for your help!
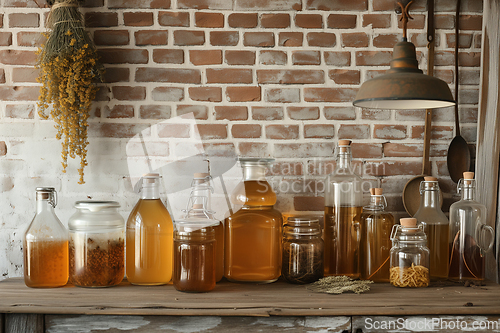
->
[461,185,475,201]
[141,186,159,199]
[421,189,440,209]
[36,199,54,214]
[366,195,385,210]
[337,151,352,170]
[242,165,267,181]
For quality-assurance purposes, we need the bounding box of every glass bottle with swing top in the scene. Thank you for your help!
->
[359,188,394,282]
[448,172,494,281]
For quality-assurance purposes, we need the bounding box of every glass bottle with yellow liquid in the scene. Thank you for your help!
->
[225,158,282,283]
[414,177,449,281]
[324,140,363,278]
[359,188,394,282]
[24,187,69,288]
[126,173,173,285]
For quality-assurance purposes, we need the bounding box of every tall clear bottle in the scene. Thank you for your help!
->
[225,158,282,283]
[413,176,449,280]
[324,140,363,278]
[449,172,494,281]
[359,188,394,282]
[126,173,173,285]
[24,187,69,288]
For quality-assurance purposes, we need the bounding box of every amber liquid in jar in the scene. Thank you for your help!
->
[126,199,173,285]
[225,180,282,282]
[324,206,362,278]
[422,223,449,280]
[214,222,224,282]
[359,212,394,282]
[24,240,69,288]
[173,227,216,292]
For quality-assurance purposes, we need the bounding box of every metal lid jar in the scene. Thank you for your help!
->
[68,201,125,287]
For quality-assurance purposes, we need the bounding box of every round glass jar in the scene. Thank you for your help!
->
[282,216,324,284]
[68,201,125,287]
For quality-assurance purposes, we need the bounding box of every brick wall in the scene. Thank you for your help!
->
[0,0,483,278]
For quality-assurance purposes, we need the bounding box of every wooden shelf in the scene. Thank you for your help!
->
[1,277,500,317]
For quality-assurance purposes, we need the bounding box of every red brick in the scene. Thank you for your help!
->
[373,33,399,48]
[214,106,248,120]
[195,12,224,28]
[259,50,287,65]
[351,143,383,159]
[294,196,324,212]
[81,0,105,7]
[410,33,441,48]
[158,11,189,26]
[459,15,482,31]
[365,69,386,80]
[288,107,320,120]
[95,87,111,102]
[228,13,258,28]
[266,125,299,140]
[210,31,239,46]
[458,52,481,67]
[275,142,334,158]
[225,50,255,65]
[243,32,274,47]
[306,0,367,10]
[5,104,34,119]
[261,14,290,28]
[279,32,303,47]
[459,70,480,85]
[153,49,184,64]
[411,125,454,140]
[304,88,358,102]
[151,87,184,101]
[304,124,334,139]
[362,109,390,120]
[397,14,425,30]
[265,88,300,103]
[474,34,481,49]
[362,13,390,28]
[178,0,231,9]
[292,51,320,65]
[135,30,168,45]
[355,51,392,66]
[342,32,369,47]
[201,143,235,157]
[446,33,473,48]
[104,105,134,118]
[252,107,284,120]
[235,0,302,10]
[196,124,227,140]
[12,67,39,83]
[174,30,205,45]
[99,49,148,64]
[226,86,261,102]
[108,0,170,8]
[206,68,253,84]
[364,161,421,177]
[112,86,146,101]
[177,105,208,119]
[231,124,261,139]
[0,14,3,28]
[158,123,190,138]
[338,124,370,139]
[383,143,448,158]
[238,142,270,157]
[0,50,37,65]
[324,51,351,66]
[0,33,12,46]
[94,30,129,45]
[307,32,336,47]
[17,32,44,47]
[257,70,324,84]
[85,12,118,27]
[0,86,39,101]
[136,68,201,83]
[327,14,356,28]
[295,14,322,28]
[9,13,39,27]
[189,50,222,65]
[434,69,454,84]
[123,12,153,26]
[139,105,171,119]
[188,87,222,102]
[373,124,407,140]
[328,69,360,84]
[92,124,149,138]
[324,107,356,121]
[0,69,5,84]
[435,14,454,29]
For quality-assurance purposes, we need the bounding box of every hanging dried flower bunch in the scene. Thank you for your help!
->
[37,0,103,184]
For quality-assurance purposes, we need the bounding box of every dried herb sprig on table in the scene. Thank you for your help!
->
[307,276,374,294]
[37,0,103,184]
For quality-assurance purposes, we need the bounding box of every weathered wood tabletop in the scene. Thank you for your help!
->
[0,277,499,317]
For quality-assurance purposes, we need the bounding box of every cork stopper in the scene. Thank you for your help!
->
[424,176,437,182]
[338,139,351,153]
[463,171,474,185]
[143,173,160,183]
[370,188,383,196]
[400,218,417,228]
[193,203,204,209]
[194,172,209,178]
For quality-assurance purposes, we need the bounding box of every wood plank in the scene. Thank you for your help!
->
[0,313,4,333]
[477,0,500,282]
[4,314,43,333]
[45,315,351,333]
[0,278,500,317]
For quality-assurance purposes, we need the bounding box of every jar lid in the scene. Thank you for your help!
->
[69,201,124,231]
[74,201,120,212]
[174,219,219,233]
[284,216,322,236]
[238,157,275,167]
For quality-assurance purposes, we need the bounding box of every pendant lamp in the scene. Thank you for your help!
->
[352,1,455,110]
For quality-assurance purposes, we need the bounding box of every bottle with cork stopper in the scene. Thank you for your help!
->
[448,172,494,281]
[126,173,174,285]
[389,218,430,288]
[359,188,395,282]
[324,139,363,278]
[413,176,449,281]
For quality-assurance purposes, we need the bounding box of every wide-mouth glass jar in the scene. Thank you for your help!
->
[68,201,125,287]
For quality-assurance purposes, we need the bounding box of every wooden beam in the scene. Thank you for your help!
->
[4,314,43,333]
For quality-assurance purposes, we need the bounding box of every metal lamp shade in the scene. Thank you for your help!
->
[353,41,455,110]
